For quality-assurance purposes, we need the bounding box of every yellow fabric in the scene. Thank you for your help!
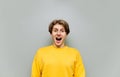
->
[31,45,85,77]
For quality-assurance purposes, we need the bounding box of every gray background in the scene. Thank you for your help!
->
[0,0,120,77]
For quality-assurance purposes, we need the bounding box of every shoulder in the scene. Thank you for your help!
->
[66,46,81,55]
[67,46,84,60]
[66,46,79,51]
[35,45,52,55]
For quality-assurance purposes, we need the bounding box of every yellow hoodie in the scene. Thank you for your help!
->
[31,45,85,77]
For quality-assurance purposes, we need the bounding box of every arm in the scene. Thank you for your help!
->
[74,52,85,77]
[31,51,42,77]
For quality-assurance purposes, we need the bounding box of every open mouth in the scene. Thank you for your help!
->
[56,37,62,41]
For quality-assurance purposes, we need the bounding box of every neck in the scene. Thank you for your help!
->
[53,43,65,48]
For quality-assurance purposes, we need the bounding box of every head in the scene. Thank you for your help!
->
[49,19,70,48]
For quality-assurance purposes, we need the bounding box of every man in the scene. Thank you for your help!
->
[31,19,85,77]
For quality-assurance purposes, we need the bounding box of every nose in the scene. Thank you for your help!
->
[57,31,61,36]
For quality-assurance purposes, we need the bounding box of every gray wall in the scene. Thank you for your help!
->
[0,0,120,77]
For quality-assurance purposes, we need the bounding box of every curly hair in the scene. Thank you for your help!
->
[49,19,70,35]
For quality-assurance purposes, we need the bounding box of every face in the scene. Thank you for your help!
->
[51,24,67,48]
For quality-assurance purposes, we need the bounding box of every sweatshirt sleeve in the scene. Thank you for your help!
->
[74,51,85,77]
[31,50,42,77]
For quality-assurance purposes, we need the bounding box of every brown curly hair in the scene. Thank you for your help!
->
[49,19,70,35]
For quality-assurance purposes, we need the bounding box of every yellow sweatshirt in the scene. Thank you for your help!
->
[31,45,85,77]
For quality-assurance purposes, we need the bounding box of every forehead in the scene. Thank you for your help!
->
[53,24,65,29]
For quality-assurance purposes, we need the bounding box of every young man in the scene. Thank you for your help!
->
[31,19,85,77]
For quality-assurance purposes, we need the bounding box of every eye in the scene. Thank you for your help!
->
[53,29,58,32]
[60,29,65,32]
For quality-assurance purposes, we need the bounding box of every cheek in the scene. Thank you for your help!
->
[62,34,67,38]
[51,33,56,38]
[62,33,67,36]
